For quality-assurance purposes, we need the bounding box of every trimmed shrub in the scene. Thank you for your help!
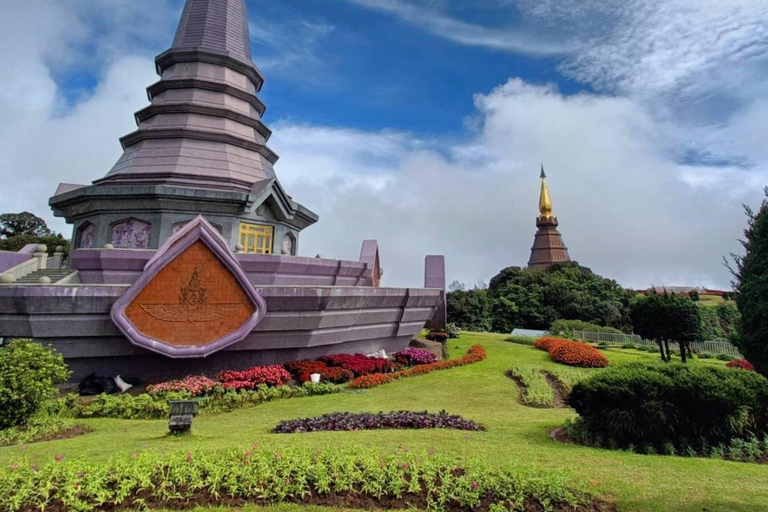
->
[0,340,70,429]
[504,335,537,346]
[568,362,768,450]
[727,359,755,371]
[717,353,736,361]
[273,410,485,433]
[698,352,714,359]
[621,343,637,350]
[426,330,449,342]
[550,319,623,336]
[550,341,608,368]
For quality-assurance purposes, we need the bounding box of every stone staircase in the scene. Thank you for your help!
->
[16,268,76,284]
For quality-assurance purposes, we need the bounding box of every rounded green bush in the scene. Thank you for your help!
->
[717,353,736,361]
[0,339,70,429]
[568,362,768,450]
[698,352,714,359]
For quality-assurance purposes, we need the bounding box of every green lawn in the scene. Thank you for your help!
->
[1,332,766,512]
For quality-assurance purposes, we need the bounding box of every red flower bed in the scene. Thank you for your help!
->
[285,360,328,376]
[534,337,569,352]
[298,367,355,384]
[348,345,487,389]
[218,365,291,389]
[147,375,218,397]
[549,340,608,368]
[726,359,754,371]
[320,354,389,376]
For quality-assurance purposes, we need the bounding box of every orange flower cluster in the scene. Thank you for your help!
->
[347,345,487,389]
[534,337,568,352]
[535,337,608,368]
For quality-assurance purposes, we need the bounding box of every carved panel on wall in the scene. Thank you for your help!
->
[79,224,95,249]
[111,219,151,249]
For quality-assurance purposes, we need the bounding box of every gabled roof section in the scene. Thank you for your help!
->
[173,0,252,63]
[247,179,319,229]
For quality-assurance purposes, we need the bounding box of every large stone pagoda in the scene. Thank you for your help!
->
[50,0,317,255]
[527,165,571,268]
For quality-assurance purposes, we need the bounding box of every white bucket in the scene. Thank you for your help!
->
[310,373,321,383]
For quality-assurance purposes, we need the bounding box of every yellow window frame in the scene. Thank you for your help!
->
[239,222,274,254]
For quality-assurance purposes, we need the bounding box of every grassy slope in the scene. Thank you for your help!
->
[1,333,766,512]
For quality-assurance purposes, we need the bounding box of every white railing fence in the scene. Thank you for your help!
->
[571,330,741,357]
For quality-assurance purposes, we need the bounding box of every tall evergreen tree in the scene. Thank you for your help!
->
[731,188,768,377]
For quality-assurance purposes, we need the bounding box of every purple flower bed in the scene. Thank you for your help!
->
[273,410,485,434]
[394,348,437,366]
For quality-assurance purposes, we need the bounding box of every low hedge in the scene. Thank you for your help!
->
[348,345,487,389]
[0,447,598,512]
[568,362,768,450]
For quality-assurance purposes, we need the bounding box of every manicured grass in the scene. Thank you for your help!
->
[1,332,766,512]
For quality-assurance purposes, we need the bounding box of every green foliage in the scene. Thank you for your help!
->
[546,367,590,393]
[487,263,633,332]
[0,340,70,429]
[0,447,593,512]
[445,323,461,338]
[508,365,554,407]
[550,319,623,337]
[568,362,768,451]
[717,353,735,362]
[0,212,51,238]
[0,233,69,256]
[731,190,768,377]
[504,335,537,346]
[715,302,741,341]
[630,292,701,362]
[698,352,714,359]
[697,303,740,342]
[0,415,83,447]
[48,383,340,420]
[446,286,492,331]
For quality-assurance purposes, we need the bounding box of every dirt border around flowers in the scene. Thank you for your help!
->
[541,370,569,408]
[505,369,570,409]
[0,425,92,448]
[21,487,618,512]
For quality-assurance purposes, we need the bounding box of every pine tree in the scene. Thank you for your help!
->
[731,188,768,377]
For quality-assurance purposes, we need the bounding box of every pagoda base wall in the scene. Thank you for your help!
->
[0,284,439,382]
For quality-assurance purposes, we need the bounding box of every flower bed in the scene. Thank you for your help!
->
[273,410,485,433]
[393,348,437,365]
[219,365,291,389]
[147,375,218,397]
[726,359,754,371]
[0,447,602,512]
[534,337,569,352]
[348,345,487,389]
[426,330,449,342]
[549,342,608,368]
[319,353,390,376]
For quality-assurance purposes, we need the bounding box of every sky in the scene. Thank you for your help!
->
[1,0,767,290]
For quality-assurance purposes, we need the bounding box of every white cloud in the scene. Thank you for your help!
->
[339,0,566,55]
[272,79,767,290]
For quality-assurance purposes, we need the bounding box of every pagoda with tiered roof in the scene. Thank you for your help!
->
[50,0,317,255]
[528,165,571,268]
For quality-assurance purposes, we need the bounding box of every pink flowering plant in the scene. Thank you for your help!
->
[147,376,219,397]
[394,348,437,366]
[219,365,291,389]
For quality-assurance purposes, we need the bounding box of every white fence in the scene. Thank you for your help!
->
[571,330,741,357]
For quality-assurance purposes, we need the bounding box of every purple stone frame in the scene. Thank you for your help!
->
[110,215,267,358]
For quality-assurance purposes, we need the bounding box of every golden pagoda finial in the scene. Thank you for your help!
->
[539,163,553,218]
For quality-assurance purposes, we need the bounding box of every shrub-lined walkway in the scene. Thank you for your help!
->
[1,333,766,512]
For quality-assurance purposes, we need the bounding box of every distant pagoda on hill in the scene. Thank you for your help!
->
[527,165,571,269]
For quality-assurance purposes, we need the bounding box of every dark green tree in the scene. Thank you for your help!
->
[487,262,633,331]
[446,285,491,332]
[631,291,701,362]
[730,188,768,377]
[0,212,51,238]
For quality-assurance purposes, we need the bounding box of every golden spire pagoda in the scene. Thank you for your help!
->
[538,164,553,219]
[528,164,571,268]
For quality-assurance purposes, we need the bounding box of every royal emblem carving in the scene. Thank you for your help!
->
[110,216,267,358]
[140,268,245,323]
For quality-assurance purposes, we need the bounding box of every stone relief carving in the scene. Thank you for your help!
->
[111,219,151,249]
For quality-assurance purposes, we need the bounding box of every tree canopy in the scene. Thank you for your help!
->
[731,187,768,377]
[631,291,701,362]
[0,212,51,238]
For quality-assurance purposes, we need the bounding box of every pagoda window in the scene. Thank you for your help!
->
[239,222,273,254]
[111,218,151,249]
[282,233,295,255]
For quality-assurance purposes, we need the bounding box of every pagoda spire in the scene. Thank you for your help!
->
[528,165,572,269]
[538,163,553,219]
[173,0,253,63]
